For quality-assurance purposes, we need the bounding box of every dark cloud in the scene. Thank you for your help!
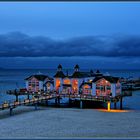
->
[0,32,140,57]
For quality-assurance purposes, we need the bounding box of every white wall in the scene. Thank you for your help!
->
[25,81,28,90]
[50,84,54,91]
[92,83,96,96]
[54,78,56,90]
[111,84,116,97]
[39,81,44,90]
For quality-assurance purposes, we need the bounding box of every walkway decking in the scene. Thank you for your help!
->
[0,94,58,115]
[0,90,132,116]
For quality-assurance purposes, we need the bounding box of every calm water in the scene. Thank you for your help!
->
[0,69,140,110]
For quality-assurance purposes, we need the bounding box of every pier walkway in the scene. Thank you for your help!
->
[0,90,132,116]
[0,94,58,115]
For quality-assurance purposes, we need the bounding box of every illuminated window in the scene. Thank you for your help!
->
[56,79,60,90]
[72,79,78,94]
[47,83,51,89]
[82,84,91,94]
[28,78,39,92]
[96,79,111,96]
[63,78,71,84]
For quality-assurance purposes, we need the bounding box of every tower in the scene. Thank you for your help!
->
[57,64,62,71]
[74,64,79,72]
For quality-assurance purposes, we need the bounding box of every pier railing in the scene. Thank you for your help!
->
[0,93,59,111]
[1,88,132,114]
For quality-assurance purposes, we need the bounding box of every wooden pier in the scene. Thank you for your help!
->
[0,94,59,115]
[0,90,132,116]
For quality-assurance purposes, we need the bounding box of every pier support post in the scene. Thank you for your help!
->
[107,102,111,111]
[15,89,19,102]
[10,107,13,116]
[80,100,83,109]
[58,97,60,106]
[114,102,117,109]
[15,95,19,102]
[27,94,30,100]
[120,97,123,110]
[55,98,58,106]
[69,98,71,107]
[35,103,38,110]
[46,100,48,106]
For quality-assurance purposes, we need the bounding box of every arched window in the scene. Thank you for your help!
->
[82,84,91,94]
[47,83,51,90]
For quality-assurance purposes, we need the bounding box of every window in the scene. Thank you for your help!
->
[82,84,91,94]
[106,86,111,90]
[72,79,78,94]
[63,78,71,84]
[96,79,111,96]
[28,78,39,92]
[56,79,61,91]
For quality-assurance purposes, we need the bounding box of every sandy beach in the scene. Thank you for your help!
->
[0,106,140,139]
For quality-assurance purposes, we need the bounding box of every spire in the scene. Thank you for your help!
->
[96,69,100,74]
[74,64,79,72]
[57,64,62,71]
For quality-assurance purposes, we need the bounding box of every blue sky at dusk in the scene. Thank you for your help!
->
[0,2,140,69]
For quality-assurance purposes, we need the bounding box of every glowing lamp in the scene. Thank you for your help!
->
[107,102,111,111]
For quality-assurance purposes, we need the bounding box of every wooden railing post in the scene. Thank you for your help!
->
[46,100,48,106]
[57,97,60,106]
[80,100,83,109]
[15,94,18,102]
[27,93,30,100]
[114,102,117,109]
[120,97,123,110]
[55,98,58,106]
[35,103,38,110]
[114,99,117,109]
[10,107,13,116]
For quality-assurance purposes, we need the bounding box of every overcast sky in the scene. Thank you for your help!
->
[0,2,140,69]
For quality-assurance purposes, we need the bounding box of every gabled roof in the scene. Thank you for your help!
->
[54,71,66,78]
[25,74,50,81]
[92,76,119,83]
[71,71,94,78]
[45,80,54,85]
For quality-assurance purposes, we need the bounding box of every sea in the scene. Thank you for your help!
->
[0,69,140,110]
